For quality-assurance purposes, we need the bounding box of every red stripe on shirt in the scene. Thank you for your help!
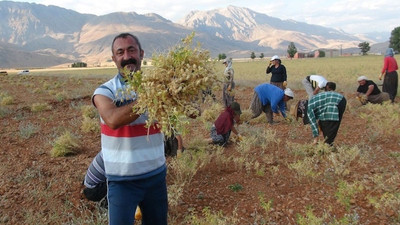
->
[101,123,161,137]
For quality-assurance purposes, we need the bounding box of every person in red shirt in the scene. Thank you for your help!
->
[379,48,398,103]
[209,102,242,146]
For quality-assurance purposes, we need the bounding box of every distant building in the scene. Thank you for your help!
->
[293,50,320,59]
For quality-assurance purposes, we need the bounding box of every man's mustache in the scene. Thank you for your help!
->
[121,58,138,68]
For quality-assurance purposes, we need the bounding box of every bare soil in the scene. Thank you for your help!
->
[0,74,399,224]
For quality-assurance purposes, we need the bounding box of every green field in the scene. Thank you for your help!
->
[13,54,397,94]
[230,55,399,92]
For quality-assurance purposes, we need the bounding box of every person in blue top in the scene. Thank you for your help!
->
[250,83,294,124]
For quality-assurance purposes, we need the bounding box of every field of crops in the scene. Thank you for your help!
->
[0,55,399,224]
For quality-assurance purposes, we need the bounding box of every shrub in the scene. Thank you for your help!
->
[50,131,80,157]
[288,156,321,181]
[55,92,66,102]
[185,207,239,224]
[81,116,100,133]
[296,207,325,225]
[327,145,361,177]
[1,96,14,105]
[0,107,10,118]
[228,183,243,192]
[359,102,400,142]
[167,139,213,206]
[31,103,52,112]
[81,105,98,119]
[335,180,363,211]
[19,122,39,139]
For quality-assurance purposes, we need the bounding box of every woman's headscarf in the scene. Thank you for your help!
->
[224,58,234,80]
[385,48,394,57]
[224,58,233,70]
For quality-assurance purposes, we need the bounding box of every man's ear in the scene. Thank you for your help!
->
[140,49,144,60]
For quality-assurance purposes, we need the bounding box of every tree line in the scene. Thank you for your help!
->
[218,26,400,60]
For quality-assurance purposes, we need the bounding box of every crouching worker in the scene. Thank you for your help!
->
[83,152,142,220]
[356,75,390,105]
[209,101,242,146]
[83,152,107,206]
[292,99,310,125]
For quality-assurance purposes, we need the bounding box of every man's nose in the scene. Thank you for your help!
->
[122,50,131,59]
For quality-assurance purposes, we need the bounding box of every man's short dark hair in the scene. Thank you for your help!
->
[325,82,336,91]
[111,33,142,54]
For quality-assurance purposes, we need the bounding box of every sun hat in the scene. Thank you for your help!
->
[230,102,242,115]
[284,88,294,98]
[357,75,368,82]
[270,55,280,61]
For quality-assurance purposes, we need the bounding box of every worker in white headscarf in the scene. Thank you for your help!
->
[222,58,235,107]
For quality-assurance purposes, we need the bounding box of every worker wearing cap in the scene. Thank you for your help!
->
[250,83,294,124]
[356,75,390,105]
[266,55,287,90]
[302,75,328,100]
[209,101,242,146]
[307,82,346,146]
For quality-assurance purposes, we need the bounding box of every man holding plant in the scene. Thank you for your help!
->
[91,33,167,225]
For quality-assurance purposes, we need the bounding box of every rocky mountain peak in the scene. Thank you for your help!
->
[0,1,386,68]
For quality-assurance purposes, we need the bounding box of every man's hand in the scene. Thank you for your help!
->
[312,137,318,145]
[357,95,368,105]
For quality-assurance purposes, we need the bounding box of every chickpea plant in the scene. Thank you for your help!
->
[120,32,219,137]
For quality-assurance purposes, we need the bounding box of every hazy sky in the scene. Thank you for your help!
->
[8,0,400,35]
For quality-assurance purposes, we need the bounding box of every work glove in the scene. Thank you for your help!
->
[283,81,288,88]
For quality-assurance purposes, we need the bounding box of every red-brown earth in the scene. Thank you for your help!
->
[0,74,399,224]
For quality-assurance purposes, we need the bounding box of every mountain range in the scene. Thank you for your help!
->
[0,1,390,68]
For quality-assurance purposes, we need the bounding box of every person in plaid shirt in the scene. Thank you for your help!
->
[307,82,346,145]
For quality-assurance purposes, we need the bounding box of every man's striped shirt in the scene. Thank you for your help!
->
[92,74,165,181]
